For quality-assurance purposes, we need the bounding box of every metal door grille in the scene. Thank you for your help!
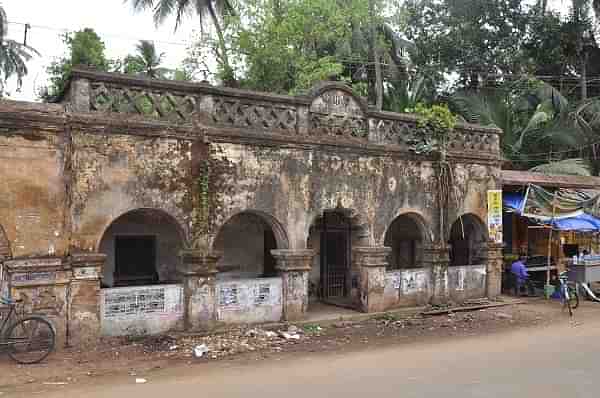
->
[320,211,351,301]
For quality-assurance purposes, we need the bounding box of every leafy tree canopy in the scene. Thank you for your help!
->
[40,28,114,101]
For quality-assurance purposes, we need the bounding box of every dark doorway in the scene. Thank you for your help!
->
[114,235,158,286]
[320,211,351,305]
[383,214,424,270]
[449,214,488,266]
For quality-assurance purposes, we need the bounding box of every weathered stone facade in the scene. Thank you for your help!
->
[0,68,502,345]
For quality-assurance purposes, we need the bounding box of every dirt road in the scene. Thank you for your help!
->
[10,301,600,398]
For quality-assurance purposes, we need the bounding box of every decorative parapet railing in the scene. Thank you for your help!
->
[68,68,501,160]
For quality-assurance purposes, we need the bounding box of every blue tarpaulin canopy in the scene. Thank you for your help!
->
[503,192,600,231]
[503,192,524,212]
[552,213,600,231]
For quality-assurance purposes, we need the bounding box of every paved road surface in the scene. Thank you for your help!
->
[20,314,600,398]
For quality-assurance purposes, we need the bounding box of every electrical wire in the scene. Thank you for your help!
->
[7,20,192,47]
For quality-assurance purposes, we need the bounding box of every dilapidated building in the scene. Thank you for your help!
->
[0,68,503,346]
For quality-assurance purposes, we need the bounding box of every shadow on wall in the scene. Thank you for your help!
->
[213,212,279,280]
[98,209,185,287]
[449,214,488,266]
[384,213,428,270]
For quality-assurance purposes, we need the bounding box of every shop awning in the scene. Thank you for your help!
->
[503,190,600,231]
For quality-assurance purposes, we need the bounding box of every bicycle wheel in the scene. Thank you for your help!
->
[568,286,580,310]
[561,286,573,317]
[5,316,55,364]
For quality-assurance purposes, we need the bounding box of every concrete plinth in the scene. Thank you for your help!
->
[423,245,450,305]
[68,252,105,347]
[486,243,503,299]
[178,249,220,331]
[353,246,391,313]
[271,249,314,322]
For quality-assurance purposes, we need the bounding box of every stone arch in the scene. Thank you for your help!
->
[449,213,488,266]
[0,224,10,260]
[383,212,432,270]
[98,208,187,287]
[306,207,371,303]
[305,207,373,249]
[212,210,289,279]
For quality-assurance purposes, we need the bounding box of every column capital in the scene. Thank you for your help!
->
[178,249,220,277]
[352,246,391,268]
[271,249,314,272]
[70,252,106,268]
[70,252,105,280]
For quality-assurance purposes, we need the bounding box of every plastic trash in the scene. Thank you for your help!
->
[193,344,210,358]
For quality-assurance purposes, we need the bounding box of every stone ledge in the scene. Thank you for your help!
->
[271,249,315,272]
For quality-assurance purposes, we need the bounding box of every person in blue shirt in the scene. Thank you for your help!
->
[511,255,531,296]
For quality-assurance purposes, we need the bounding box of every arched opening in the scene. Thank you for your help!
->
[383,214,427,270]
[307,209,369,307]
[213,212,287,279]
[0,224,10,261]
[449,214,488,266]
[99,209,185,287]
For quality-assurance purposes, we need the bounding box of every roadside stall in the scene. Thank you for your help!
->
[502,184,600,297]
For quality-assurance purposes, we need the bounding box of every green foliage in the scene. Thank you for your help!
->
[383,74,436,113]
[127,0,236,85]
[121,40,168,79]
[0,5,38,96]
[40,28,113,101]
[405,103,457,154]
[401,0,528,89]
[530,158,592,176]
[222,0,369,93]
[196,160,211,235]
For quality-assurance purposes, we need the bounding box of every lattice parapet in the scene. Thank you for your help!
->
[371,117,415,145]
[211,97,298,133]
[372,115,500,157]
[310,112,368,140]
[447,128,500,155]
[90,82,200,123]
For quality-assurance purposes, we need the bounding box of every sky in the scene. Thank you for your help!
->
[3,0,572,102]
[3,0,197,101]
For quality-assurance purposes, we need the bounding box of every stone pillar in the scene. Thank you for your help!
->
[178,249,220,331]
[486,243,503,299]
[68,253,105,347]
[70,77,90,112]
[353,246,391,313]
[271,249,314,322]
[423,244,450,305]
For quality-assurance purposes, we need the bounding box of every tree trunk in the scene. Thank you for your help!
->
[581,51,588,100]
[369,0,383,110]
[207,4,235,86]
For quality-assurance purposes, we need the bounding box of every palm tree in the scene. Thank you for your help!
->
[128,0,235,85]
[0,5,38,96]
[124,40,168,79]
[449,80,590,169]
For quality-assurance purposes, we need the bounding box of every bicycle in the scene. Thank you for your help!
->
[558,271,579,317]
[0,295,56,364]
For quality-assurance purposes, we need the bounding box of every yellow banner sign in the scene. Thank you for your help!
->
[487,190,503,244]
